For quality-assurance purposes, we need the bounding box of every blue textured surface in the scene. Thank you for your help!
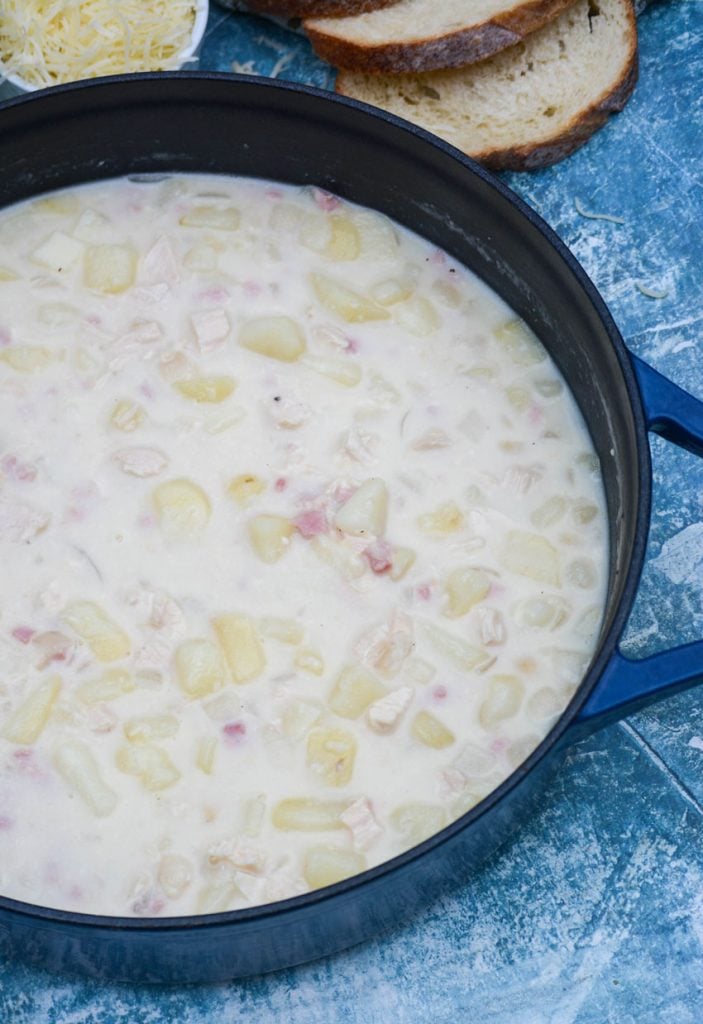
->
[3,2,703,1020]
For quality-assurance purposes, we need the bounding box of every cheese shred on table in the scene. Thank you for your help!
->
[0,0,197,87]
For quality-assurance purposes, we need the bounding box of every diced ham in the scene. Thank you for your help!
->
[11,626,35,644]
[340,797,383,851]
[113,447,169,478]
[366,686,414,734]
[355,611,415,678]
[1,455,37,482]
[269,394,311,429]
[32,630,74,669]
[294,509,328,538]
[477,607,506,646]
[191,309,230,353]
[363,540,393,574]
[142,236,179,285]
[0,497,49,543]
[312,187,341,211]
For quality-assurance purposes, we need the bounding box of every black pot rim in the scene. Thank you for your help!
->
[0,71,652,933]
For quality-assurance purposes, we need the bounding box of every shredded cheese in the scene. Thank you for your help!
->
[635,281,670,299]
[0,1,198,88]
[573,197,626,224]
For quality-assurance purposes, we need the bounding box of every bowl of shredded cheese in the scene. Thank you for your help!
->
[0,0,209,99]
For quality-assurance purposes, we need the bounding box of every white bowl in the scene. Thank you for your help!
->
[0,0,210,100]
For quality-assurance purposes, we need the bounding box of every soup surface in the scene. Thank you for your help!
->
[0,176,607,915]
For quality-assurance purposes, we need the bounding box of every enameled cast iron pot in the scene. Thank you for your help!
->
[0,74,702,984]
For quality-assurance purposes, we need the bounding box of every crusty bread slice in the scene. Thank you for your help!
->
[245,0,402,18]
[336,0,638,171]
[305,0,580,72]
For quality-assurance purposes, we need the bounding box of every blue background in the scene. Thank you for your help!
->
[2,1,703,1019]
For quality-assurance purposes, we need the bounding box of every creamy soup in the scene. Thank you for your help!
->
[0,176,607,916]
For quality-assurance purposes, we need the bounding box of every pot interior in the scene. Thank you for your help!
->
[0,76,646,651]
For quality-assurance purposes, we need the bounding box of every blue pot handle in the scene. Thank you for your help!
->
[576,355,703,731]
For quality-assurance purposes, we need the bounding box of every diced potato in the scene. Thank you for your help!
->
[306,727,357,786]
[310,273,390,323]
[33,194,80,216]
[421,622,495,673]
[366,685,413,734]
[243,795,266,837]
[506,385,530,412]
[62,602,131,663]
[494,320,547,366]
[295,648,325,676]
[3,675,61,745]
[531,496,567,529]
[567,558,597,589]
[158,854,193,900]
[0,266,19,281]
[84,244,137,294]
[302,354,362,387]
[248,515,294,564]
[270,202,303,233]
[76,668,134,704]
[0,347,53,374]
[404,657,436,685]
[411,710,455,749]
[303,845,366,889]
[32,231,84,272]
[389,547,416,581]
[534,376,564,398]
[443,567,491,618]
[390,803,448,846]
[418,501,464,535]
[512,595,570,631]
[240,316,306,362]
[72,207,111,243]
[310,535,365,579]
[431,279,462,307]
[393,296,440,337]
[572,499,599,525]
[213,613,266,684]
[329,663,385,719]
[370,276,415,306]
[255,618,302,646]
[326,216,361,261]
[500,530,560,586]
[334,478,388,537]
[54,741,117,817]
[196,879,240,914]
[179,205,241,230]
[272,798,350,831]
[184,243,220,272]
[227,474,266,505]
[479,674,525,730]
[354,210,399,260]
[281,700,323,740]
[124,714,179,744]
[116,744,181,790]
[153,478,212,537]
[197,736,218,775]
[174,376,236,404]
[110,399,146,432]
[526,686,562,723]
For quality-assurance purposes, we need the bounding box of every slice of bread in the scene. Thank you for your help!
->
[305,0,581,72]
[336,0,638,171]
[245,0,402,18]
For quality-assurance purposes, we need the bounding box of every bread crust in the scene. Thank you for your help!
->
[335,2,638,171]
[307,0,579,72]
[246,0,402,18]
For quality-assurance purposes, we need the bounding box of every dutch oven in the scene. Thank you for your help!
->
[0,73,701,984]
